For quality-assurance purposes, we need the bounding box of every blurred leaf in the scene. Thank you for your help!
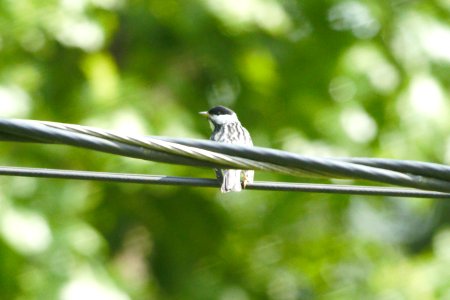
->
[0,0,449,298]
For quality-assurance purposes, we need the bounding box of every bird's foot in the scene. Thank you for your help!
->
[242,177,249,189]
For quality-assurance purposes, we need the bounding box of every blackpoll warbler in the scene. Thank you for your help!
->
[199,106,254,193]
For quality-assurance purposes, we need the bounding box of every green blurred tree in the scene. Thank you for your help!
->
[0,0,450,299]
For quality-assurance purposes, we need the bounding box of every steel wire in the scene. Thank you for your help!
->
[0,118,450,194]
[0,166,448,198]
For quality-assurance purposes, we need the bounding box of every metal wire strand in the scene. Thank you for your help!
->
[0,166,448,198]
[41,121,324,178]
[154,137,450,193]
[0,119,220,168]
[37,122,450,192]
[1,118,450,193]
[159,137,450,180]
[341,158,450,182]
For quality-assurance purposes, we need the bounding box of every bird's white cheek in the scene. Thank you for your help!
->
[211,114,239,125]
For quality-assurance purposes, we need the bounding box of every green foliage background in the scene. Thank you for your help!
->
[1,0,450,299]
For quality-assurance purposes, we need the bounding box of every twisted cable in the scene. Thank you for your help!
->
[0,118,449,195]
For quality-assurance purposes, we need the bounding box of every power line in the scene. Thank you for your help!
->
[0,166,448,198]
[156,137,450,192]
[0,118,449,196]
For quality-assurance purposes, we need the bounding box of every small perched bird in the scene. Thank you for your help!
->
[199,106,254,193]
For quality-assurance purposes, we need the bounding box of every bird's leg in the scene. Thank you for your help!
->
[242,172,249,189]
[241,170,254,189]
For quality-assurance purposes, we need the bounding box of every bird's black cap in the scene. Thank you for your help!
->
[208,106,235,116]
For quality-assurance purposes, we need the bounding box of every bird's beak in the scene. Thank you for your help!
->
[199,111,209,118]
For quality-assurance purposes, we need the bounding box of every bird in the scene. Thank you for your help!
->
[199,105,254,193]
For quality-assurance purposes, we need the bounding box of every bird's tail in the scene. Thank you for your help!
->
[221,169,242,193]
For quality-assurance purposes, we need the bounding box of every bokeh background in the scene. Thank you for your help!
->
[1,0,450,299]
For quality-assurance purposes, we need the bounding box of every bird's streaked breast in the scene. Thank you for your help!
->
[210,122,253,145]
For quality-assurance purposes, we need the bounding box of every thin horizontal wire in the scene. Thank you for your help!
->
[155,137,450,193]
[0,166,448,198]
[4,129,449,182]
[0,166,218,187]
[0,119,325,180]
[1,118,450,193]
[160,137,450,180]
[40,122,450,192]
